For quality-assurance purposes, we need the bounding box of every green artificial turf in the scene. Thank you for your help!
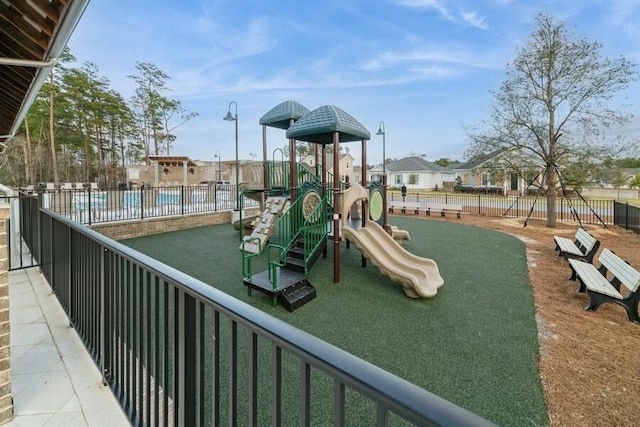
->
[121,217,548,426]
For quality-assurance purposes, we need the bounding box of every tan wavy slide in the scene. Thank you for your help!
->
[342,221,444,298]
[341,184,444,298]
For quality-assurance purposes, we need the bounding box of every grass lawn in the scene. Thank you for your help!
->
[121,217,548,426]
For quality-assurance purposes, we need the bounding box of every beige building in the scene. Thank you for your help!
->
[126,156,229,187]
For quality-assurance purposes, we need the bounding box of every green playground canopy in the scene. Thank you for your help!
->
[259,100,311,130]
[285,105,370,144]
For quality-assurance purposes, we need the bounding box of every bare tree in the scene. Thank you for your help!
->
[468,12,637,226]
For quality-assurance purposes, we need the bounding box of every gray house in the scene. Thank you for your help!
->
[383,156,455,190]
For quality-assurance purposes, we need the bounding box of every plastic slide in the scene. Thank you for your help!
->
[342,221,444,298]
[341,183,443,298]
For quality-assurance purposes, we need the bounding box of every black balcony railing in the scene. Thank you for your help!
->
[37,184,259,225]
[35,207,493,426]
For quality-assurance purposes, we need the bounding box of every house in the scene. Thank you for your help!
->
[301,153,356,184]
[383,156,456,190]
[368,164,384,183]
[455,149,545,196]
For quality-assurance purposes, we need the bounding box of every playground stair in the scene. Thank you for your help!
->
[240,196,290,254]
[284,234,327,274]
[243,268,317,312]
[242,218,327,312]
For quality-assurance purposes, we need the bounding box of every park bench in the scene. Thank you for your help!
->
[553,227,600,263]
[424,203,462,219]
[388,200,420,215]
[568,248,640,323]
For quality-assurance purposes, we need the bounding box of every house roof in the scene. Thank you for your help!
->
[1,0,91,148]
[286,105,370,144]
[385,156,452,173]
[455,148,508,170]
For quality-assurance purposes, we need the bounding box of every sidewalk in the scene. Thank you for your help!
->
[7,267,130,427]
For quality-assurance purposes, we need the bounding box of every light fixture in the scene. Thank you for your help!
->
[223,101,239,211]
[377,121,387,228]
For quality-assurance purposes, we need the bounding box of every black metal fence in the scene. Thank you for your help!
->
[35,184,259,225]
[614,201,640,235]
[35,208,493,426]
[3,193,39,270]
[389,192,615,225]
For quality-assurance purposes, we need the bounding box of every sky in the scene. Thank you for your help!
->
[66,0,640,166]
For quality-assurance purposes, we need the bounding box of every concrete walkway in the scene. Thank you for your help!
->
[7,268,130,427]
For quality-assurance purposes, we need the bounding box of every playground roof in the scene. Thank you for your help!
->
[259,100,310,130]
[286,105,370,144]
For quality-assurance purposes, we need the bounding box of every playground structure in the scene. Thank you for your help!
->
[238,101,444,310]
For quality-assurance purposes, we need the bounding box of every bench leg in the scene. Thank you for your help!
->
[586,292,640,323]
[567,265,577,281]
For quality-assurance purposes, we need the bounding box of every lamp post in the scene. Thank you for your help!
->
[376,121,387,228]
[223,101,239,210]
[214,151,221,183]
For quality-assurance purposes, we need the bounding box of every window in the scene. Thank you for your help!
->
[525,172,535,185]
[346,162,349,168]
[395,175,402,185]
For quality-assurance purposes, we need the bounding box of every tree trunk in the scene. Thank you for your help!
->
[48,73,59,183]
[546,166,557,227]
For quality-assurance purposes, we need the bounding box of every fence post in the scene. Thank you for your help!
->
[88,186,92,226]
[181,186,185,216]
[478,195,481,215]
[140,187,145,221]
[100,246,112,385]
[626,202,629,230]
[177,290,197,426]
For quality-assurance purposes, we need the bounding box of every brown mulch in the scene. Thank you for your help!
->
[415,213,640,427]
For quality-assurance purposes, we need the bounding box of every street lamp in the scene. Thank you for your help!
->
[376,121,387,228]
[214,151,221,183]
[223,101,239,210]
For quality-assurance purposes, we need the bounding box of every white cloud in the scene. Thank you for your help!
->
[461,11,488,30]
[359,47,503,72]
[394,0,488,30]
[394,0,455,21]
